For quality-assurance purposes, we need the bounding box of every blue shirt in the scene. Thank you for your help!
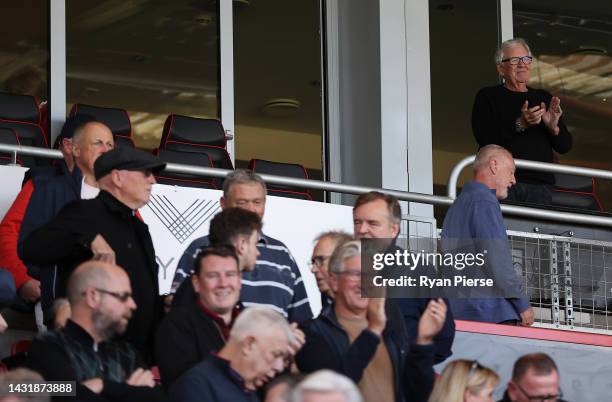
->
[172,232,313,323]
[441,181,530,323]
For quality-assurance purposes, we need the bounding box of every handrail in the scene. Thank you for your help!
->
[0,143,452,206]
[448,155,612,199]
[2,143,612,228]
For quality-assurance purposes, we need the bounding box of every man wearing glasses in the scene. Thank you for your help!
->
[472,38,572,205]
[309,231,352,310]
[26,260,165,401]
[501,353,566,402]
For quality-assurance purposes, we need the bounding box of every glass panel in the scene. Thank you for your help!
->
[66,0,220,149]
[233,0,324,200]
[429,0,499,220]
[0,1,50,135]
[514,2,612,211]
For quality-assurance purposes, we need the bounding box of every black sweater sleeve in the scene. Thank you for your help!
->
[18,202,97,265]
[25,339,109,402]
[296,321,381,383]
[155,309,215,388]
[403,344,435,402]
[472,88,514,149]
[101,381,166,402]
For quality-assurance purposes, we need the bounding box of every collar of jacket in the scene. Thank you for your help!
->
[97,190,134,218]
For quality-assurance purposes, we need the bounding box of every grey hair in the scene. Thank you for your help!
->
[222,169,267,198]
[314,231,353,246]
[230,306,291,342]
[329,240,361,275]
[473,144,512,173]
[494,38,532,65]
[290,370,363,402]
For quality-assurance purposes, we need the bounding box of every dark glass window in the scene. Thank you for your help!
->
[66,0,220,149]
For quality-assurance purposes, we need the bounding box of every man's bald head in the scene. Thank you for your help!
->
[473,144,513,173]
[473,144,516,200]
[66,261,127,304]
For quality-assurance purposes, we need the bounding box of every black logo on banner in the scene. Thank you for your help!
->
[147,195,221,243]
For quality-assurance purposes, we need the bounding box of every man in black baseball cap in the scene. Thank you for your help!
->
[20,147,167,362]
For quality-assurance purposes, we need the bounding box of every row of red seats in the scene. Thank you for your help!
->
[0,93,312,200]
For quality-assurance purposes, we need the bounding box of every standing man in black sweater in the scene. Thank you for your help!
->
[472,38,572,205]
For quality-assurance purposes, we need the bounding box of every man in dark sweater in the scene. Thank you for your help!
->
[169,306,294,402]
[25,260,165,402]
[156,244,243,387]
[472,38,572,205]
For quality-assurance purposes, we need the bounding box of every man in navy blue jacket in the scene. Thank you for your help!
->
[441,144,534,325]
[296,240,447,402]
[352,191,455,364]
[170,306,293,402]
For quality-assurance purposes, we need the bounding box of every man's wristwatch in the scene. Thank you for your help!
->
[515,117,526,133]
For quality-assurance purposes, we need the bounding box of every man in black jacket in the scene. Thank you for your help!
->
[296,240,447,402]
[26,260,165,402]
[156,244,243,387]
[20,147,166,361]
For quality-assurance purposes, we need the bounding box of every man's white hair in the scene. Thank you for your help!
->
[230,306,292,341]
[494,38,532,64]
[329,240,361,275]
[289,370,362,402]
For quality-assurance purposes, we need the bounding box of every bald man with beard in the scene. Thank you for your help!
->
[25,261,165,402]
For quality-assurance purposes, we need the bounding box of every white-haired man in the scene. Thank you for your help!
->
[472,37,572,204]
[290,370,362,402]
[170,306,296,402]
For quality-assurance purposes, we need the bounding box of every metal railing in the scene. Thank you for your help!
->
[447,155,612,227]
[448,155,612,199]
[2,143,612,228]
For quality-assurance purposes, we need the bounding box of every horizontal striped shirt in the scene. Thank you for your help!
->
[172,233,313,323]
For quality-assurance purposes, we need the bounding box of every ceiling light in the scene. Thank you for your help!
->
[262,99,301,117]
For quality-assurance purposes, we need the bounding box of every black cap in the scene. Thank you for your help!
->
[94,147,166,180]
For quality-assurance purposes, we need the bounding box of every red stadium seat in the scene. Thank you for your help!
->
[0,92,48,167]
[160,114,233,170]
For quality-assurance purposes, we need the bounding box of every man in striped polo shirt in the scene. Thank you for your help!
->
[172,169,313,323]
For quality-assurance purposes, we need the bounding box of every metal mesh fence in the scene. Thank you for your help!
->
[399,215,612,334]
[508,231,612,333]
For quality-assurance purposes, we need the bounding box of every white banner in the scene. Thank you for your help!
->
[141,184,354,315]
[0,166,354,315]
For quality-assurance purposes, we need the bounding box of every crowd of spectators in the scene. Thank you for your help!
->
[0,36,573,402]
